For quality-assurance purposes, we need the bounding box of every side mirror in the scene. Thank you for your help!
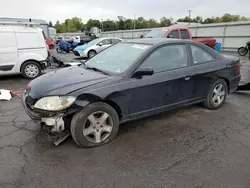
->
[98,42,103,46]
[132,67,154,78]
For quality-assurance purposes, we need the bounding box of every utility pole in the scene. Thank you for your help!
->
[101,19,104,32]
[188,9,192,25]
[133,14,136,29]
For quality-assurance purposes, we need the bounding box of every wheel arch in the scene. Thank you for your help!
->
[75,93,123,120]
[88,49,97,56]
[221,77,230,94]
[20,59,42,72]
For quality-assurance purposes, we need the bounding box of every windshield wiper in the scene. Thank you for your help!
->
[85,65,111,75]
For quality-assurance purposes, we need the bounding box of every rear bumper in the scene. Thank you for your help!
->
[229,75,241,93]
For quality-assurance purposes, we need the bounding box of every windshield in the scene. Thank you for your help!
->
[86,38,102,46]
[144,29,168,38]
[84,43,151,74]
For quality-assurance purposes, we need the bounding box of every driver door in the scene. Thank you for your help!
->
[128,44,194,120]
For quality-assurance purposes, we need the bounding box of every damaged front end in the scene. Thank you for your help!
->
[23,94,80,145]
[41,115,71,146]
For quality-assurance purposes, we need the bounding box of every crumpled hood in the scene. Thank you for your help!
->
[74,43,93,52]
[28,66,111,99]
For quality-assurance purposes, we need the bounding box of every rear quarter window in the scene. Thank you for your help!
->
[190,45,214,64]
[16,32,44,49]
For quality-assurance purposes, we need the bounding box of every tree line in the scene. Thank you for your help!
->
[51,14,250,33]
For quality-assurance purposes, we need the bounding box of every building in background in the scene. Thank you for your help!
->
[0,17,50,38]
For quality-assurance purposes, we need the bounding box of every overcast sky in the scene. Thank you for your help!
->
[2,0,250,23]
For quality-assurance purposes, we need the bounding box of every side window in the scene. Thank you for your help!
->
[101,39,112,45]
[141,45,188,73]
[180,30,190,39]
[190,45,214,64]
[111,39,119,44]
[168,30,179,39]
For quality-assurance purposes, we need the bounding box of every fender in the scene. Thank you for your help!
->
[74,92,127,121]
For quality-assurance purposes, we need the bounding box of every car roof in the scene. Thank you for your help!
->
[100,37,122,40]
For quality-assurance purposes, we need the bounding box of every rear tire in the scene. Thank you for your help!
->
[203,79,228,110]
[70,102,119,148]
[238,47,248,56]
[21,61,42,79]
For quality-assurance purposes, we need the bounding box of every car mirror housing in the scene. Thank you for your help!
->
[132,67,154,78]
[98,42,103,46]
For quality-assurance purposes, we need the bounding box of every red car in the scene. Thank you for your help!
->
[46,38,55,49]
[142,27,216,49]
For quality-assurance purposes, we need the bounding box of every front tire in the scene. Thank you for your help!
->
[70,102,119,148]
[203,79,228,110]
[238,47,248,56]
[21,61,42,79]
[88,50,97,58]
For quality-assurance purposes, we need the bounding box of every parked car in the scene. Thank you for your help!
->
[142,27,217,49]
[73,37,123,58]
[23,38,241,148]
[46,38,55,49]
[0,27,49,79]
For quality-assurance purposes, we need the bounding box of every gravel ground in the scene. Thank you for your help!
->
[1,51,250,188]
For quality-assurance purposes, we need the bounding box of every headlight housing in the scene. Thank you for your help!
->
[34,96,76,111]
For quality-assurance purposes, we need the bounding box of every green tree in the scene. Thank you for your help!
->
[159,17,173,27]
[147,18,159,28]
[71,17,83,31]
[194,16,203,23]
[54,20,63,33]
[136,17,147,29]
[102,20,117,31]
[85,19,101,31]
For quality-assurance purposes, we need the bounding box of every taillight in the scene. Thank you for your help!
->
[236,65,240,73]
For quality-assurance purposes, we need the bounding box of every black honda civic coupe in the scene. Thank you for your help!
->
[23,38,241,148]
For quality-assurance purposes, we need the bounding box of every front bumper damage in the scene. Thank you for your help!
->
[41,116,70,146]
[22,95,73,146]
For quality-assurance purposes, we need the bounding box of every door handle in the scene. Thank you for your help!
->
[184,76,191,80]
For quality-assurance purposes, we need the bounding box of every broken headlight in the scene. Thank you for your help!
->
[34,96,76,111]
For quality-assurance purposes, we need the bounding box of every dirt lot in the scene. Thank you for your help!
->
[1,52,250,188]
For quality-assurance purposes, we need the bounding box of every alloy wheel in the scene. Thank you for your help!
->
[25,64,39,78]
[212,84,226,106]
[89,51,96,58]
[82,111,113,143]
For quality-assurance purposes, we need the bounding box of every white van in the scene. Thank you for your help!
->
[0,26,48,79]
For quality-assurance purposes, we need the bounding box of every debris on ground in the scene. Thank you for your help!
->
[0,89,12,101]
[0,89,24,101]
